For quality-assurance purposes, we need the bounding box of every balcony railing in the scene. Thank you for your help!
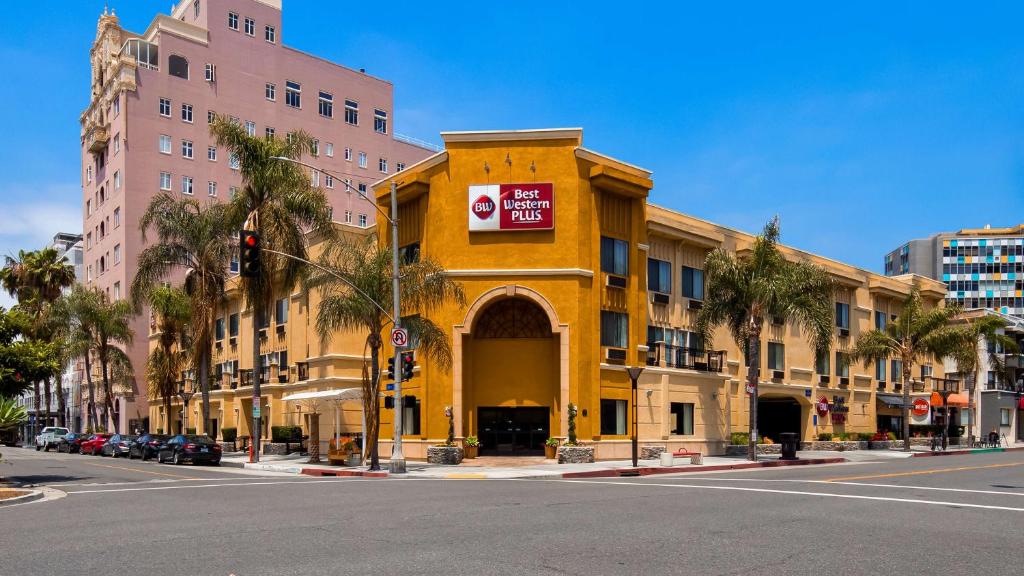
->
[296,362,309,382]
[646,343,725,373]
[983,381,1021,392]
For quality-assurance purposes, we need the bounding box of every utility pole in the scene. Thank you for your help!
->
[389,180,406,474]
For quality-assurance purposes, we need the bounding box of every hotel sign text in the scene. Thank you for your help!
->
[468,183,554,231]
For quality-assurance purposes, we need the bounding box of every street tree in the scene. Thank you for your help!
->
[948,313,1020,441]
[144,285,191,435]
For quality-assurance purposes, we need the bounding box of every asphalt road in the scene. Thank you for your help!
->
[3,447,1024,576]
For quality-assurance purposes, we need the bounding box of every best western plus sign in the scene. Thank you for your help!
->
[468,183,554,231]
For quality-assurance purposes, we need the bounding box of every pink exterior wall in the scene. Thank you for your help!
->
[81,0,434,432]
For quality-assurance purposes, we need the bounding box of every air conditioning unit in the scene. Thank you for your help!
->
[606,275,627,289]
[258,328,268,340]
[275,324,286,334]
[772,370,785,380]
[771,316,785,326]
[838,328,850,337]
[650,292,670,305]
[215,341,223,350]
[604,348,627,363]
[688,299,704,310]
[818,375,830,385]
[229,337,237,346]
[839,376,850,387]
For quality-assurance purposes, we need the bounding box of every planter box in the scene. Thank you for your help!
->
[464,445,479,459]
[427,445,464,465]
[218,441,237,453]
[641,446,666,460]
[262,442,290,455]
[544,444,557,459]
[557,445,595,464]
[726,443,781,456]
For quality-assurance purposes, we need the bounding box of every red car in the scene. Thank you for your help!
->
[80,434,112,455]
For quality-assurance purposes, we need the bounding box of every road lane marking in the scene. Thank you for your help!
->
[45,477,285,488]
[81,461,199,480]
[544,479,1024,512]
[625,477,1024,497]
[823,461,1024,482]
[67,478,367,494]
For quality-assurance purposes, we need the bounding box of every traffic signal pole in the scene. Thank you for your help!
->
[389,180,406,474]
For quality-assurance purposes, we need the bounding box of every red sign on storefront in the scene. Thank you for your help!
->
[815,396,830,416]
[468,183,554,231]
[912,398,930,417]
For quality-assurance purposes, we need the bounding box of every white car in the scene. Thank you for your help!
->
[35,427,69,451]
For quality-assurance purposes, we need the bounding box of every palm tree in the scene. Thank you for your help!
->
[144,286,191,435]
[210,118,334,455]
[51,286,102,430]
[696,218,836,461]
[948,313,1020,443]
[91,295,134,434]
[132,193,233,436]
[307,235,465,470]
[847,285,961,450]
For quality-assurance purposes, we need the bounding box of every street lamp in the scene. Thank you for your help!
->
[177,381,196,435]
[271,156,407,473]
[625,366,644,468]
[931,376,959,451]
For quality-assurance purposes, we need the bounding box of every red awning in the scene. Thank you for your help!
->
[931,391,969,408]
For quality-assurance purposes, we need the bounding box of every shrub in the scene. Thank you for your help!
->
[870,431,888,442]
[759,436,774,445]
[730,432,749,446]
[887,431,897,441]
[465,435,479,447]
[545,437,559,447]
[186,427,197,435]
[857,433,873,442]
[271,425,302,443]
[566,403,579,446]
[817,432,831,441]
[156,428,163,434]
[221,427,237,442]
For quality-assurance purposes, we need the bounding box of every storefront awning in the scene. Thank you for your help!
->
[876,394,906,408]
[282,388,365,402]
[930,391,969,408]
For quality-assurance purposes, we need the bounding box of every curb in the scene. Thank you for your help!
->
[301,468,388,478]
[559,457,847,479]
[912,446,1024,457]
[0,490,44,507]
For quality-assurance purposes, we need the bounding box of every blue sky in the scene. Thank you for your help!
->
[2,1,1023,309]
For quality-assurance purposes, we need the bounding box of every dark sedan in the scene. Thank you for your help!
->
[127,434,170,461]
[157,434,222,465]
[56,433,91,453]
[100,434,137,458]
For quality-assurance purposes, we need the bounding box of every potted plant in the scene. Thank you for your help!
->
[544,437,558,459]
[427,406,464,465]
[464,436,480,459]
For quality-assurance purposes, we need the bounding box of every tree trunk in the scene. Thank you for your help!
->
[901,357,912,451]
[367,340,381,471]
[252,306,263,461]
[84,354,98,432]
[100,355,120,434]
[43,377,52,428]
[746,330,762,462]
[163,394,172,435]
[200,345,211,437]
[32,381,40,439]
[56,374,67,428]
[308,412,321,463]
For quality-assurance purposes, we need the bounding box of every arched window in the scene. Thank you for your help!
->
[168,54,189,79]
[473,298,552,339]
[99,221,105,237]
[99,186,105,203]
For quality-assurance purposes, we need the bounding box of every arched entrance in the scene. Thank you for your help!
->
[462,296,560,455]
[758,396,805,443]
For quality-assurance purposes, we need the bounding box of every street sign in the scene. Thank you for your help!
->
[391,327,408,347]
[745,382,756,395]
[252,407,261,419]
[386,383,395,391]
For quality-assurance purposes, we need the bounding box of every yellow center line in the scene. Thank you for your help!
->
[824,461,1024,482]
[83,461,200,480]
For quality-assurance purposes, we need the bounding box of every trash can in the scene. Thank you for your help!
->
[660,452,674,467]
[779,432,799,461]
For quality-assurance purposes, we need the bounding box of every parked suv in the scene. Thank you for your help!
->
[35,426,69,451]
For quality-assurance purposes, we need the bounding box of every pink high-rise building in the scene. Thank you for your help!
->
[80,0,433,432]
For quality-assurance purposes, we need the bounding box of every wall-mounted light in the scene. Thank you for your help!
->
[529,160,536,173]
[504,153,512,166]
[483,161,490,174]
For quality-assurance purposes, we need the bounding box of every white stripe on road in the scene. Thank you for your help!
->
[48,477,286,488]
[635,477,1024,497]
[67,478,368,494]
[547,479,1024,512]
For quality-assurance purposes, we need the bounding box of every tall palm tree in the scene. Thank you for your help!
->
[848,285,961,450]
[696,218,836,461]
[948,313,1020,442]
[210,118,334,457]
[50,286,101,431]
[144,286,191,435]
[307,235,465,470]
[91,295,134,434]
[132,193,233,436]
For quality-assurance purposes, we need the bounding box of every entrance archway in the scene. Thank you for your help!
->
[758,396,804,443]
[456,288,566,455]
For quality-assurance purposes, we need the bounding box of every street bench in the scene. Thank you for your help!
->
[668,449,703,465]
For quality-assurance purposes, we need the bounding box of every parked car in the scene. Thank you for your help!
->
[80,433,112,455]
[157,434,222,465]
[101,434,137,458]
[127,434,170,461]
[56,432,91,453]
[35,426,69,451]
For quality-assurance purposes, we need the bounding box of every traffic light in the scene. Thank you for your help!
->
[239,230,262,278]
[386,357,395,381]
[402,352,415,380]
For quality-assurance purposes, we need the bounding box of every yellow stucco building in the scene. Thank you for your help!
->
[150,128,949,459]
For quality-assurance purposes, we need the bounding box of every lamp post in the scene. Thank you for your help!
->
[625,366,644,468]
[177,381,196,435]
[270,156,405,473]
[931,376,959,451]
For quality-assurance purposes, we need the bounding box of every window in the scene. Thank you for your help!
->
[875,310,886,331]
[113,133,120,154]
[193,0,200,18]
[181,139,193,159]
[358,151,367,168]
[86,166,93,184]
[113,207,120,228]
[265,127,275,139]
[310,170,320,187]
[600,399,627,435]
[344,210,352,224]
[325,174,334,188]
[344,99,358,124]
[275,298,289,324]
[228,12,238,30]
[891,359,902,383]
[160,171,172,190]
[208,110,216,123]
[265,25,276,43]
[768,342,784,371]
[325,143,334,157]
[396,162,406,172]
[835,302,850,330]
[379,158,388,173]
[670,403,694,435]
[401,396,421,435]
[284,81,301,108]
[358,213,367,227]
[344,147,352,161]
[229,154,239,170]
[600,310,628,348]
[159,134,172,154]
[875,359,886,382]
[113,244,121,265]
[815,349,830,375]
[682,266,704,300]
[311,139,319,156]
[265,82,276,101]
[374,109,387,133]
[647,258,671,293]
[181,103,193,123]
[358,183,367,195]
[112,97,120,117]
[230,252,239,274]
[215,318,225,341]
[399,243,421,265]
[159,98,171,116]
[87,265,92,282]
[86,232,92,248]
[208,146,217,161]
[204,63,216,82]
[229,186,239,199]
[229,313,239,337]
[181,176,193,195]
[113,170,121,189]
[244,17,254,36]
[600,236,628,276]
[245,121,255,136]
[168,55,189,79]
[318,91,333,117]
[208,181,217,197]
[113,282,120,301]
[1001,408,1012,427]
[836,352,850,378]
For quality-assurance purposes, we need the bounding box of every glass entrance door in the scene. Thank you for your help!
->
[477,407,549,455]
